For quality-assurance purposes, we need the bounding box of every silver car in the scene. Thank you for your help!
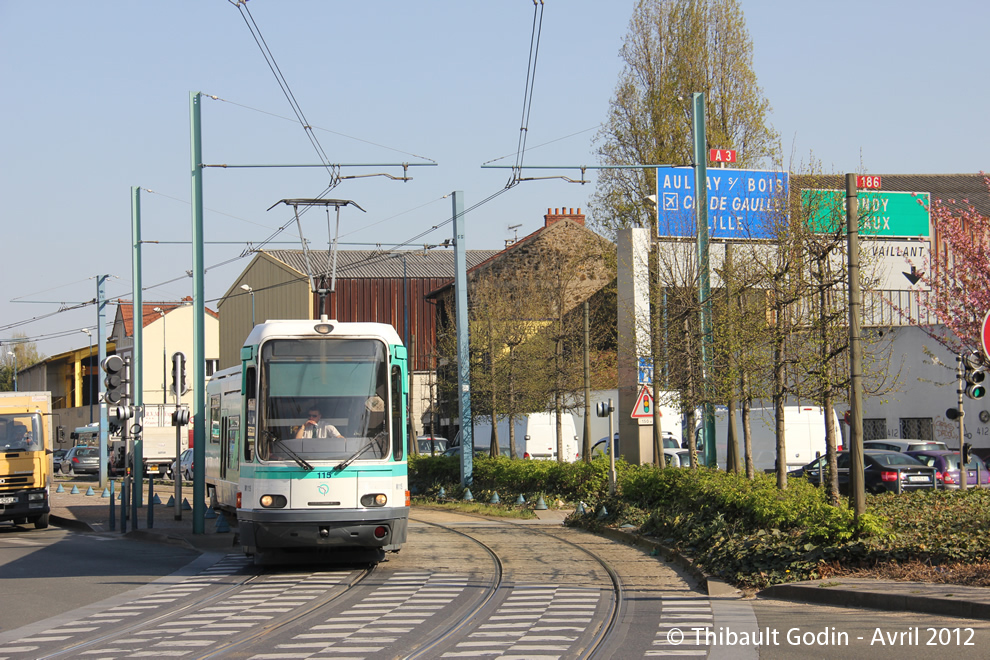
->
[61,446,101,475]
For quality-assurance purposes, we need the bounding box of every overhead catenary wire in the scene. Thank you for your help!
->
[509,0,545,188]
[230,0,340,189]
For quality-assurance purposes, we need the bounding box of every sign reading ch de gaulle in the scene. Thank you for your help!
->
[657,168,789,239]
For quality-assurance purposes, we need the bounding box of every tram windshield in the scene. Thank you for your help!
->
[256,338,390,464]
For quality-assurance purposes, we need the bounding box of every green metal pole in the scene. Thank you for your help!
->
[190,92,206,534]
[452,192,473,488]
[131,186,143,506]
[692,92,716,467]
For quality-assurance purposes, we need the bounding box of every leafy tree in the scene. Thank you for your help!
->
[589,0,778,236]
[1,335,43,392]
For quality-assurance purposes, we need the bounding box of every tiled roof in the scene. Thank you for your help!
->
[117,297,218,338]
[262,249,500,279]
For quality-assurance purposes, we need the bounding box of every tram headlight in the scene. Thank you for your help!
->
[360,493,387,507]
[260,494,287,508]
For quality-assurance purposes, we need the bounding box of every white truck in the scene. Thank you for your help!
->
[458,412,581,461]
[699,405,839,472]
[141,425,189,477]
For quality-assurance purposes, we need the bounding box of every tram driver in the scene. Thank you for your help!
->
[294,404,344,440]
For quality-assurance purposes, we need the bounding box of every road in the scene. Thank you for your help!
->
[1,512,988,658]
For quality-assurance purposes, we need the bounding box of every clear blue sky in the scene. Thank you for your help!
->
[1,0,987,358]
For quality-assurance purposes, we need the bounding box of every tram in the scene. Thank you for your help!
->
[205,319,410,562]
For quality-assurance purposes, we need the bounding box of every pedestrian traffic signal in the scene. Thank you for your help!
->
[101,355,127,404]
[963,351,987,399]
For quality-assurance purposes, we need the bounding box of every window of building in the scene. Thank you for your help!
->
[863,418,886,441]
[900,418,933,441]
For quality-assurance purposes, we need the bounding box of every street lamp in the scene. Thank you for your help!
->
[7,351,16,392]
[153,307,166,405]
[240,284,255,327]
[81,328,93,422]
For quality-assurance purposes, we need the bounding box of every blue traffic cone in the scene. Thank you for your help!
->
[515,494,526,505]
[215,515,231,533]
[463,488,474,502]
[575,501,586,515]
[438,486,446,499]
[534,495,548,510]
[489,491,500,504]
[85,486,95,496]
[152,494,162,505]
[181,498,192,511]
[166,495,175,507]
[205,506,217,519]
[56,484,65,493]
[70,485,79,494]
[597,505,608,519]
[101,487,111,498]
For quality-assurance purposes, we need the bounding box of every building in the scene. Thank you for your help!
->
[218,248,499,438]
[17,299,219,450]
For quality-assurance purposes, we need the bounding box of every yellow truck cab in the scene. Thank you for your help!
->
[0,392,53,529]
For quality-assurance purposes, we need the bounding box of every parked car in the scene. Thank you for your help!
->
[591,432,678,458]
[863,439,949,453]
[664,447,692,467]
[789,449,938,494]
[52,448,67,472]
[905,450,990,489]
[416,436,448,455]
[61,446,101,475]
[168,448,194,481]
[443,444,512,459]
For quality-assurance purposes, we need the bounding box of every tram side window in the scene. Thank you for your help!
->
[209,394,221,444]
[390,366,403,461]
[245,366,256,462]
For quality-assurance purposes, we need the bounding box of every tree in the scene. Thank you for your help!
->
[589,0,778,237]
[1,335,43,392]
[916,175,990,353]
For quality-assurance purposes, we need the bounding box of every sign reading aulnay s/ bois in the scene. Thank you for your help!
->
[657,168,789,239]
[801,189,931,238]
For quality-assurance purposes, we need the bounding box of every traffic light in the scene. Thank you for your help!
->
[946,407,962,421]
[963,442,973,464]
[964,351,987,400]
[171,351,188,397]
[102,355,127,404]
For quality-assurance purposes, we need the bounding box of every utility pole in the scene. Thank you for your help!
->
[846,173,866,520]
[452,192,473,488]
[692,92,715,467]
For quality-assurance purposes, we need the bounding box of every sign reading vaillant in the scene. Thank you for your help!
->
[657,167,789,239]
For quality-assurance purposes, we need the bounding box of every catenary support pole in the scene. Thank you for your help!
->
[131,186,144,506]
[190,92,206,534]
[452,192,473,487]
[692,92,715,467]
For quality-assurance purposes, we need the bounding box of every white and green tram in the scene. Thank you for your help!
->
[205,319,410,562]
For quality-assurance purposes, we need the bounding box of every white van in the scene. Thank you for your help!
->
[455,412,580,462]
[698,405,839,472]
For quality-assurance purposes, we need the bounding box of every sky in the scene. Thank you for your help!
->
[1,0,988,360]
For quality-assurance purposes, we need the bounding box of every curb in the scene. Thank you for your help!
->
[50,514,95,533]
[759,582,990,621]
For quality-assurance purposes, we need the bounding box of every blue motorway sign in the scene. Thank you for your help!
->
[657,167,789,239]
[638,357,653,385]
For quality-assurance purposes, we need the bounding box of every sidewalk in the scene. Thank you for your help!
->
[588,523,990,621]
[48,477,239,554]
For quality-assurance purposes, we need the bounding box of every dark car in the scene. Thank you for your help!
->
[905,450,990,489]
[52,449,68,472]
[61,446,102,475]
[789,450,938,494]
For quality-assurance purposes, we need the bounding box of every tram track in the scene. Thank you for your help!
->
[406,510,625,659]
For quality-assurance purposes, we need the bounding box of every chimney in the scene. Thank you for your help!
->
[544,207,585,227]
